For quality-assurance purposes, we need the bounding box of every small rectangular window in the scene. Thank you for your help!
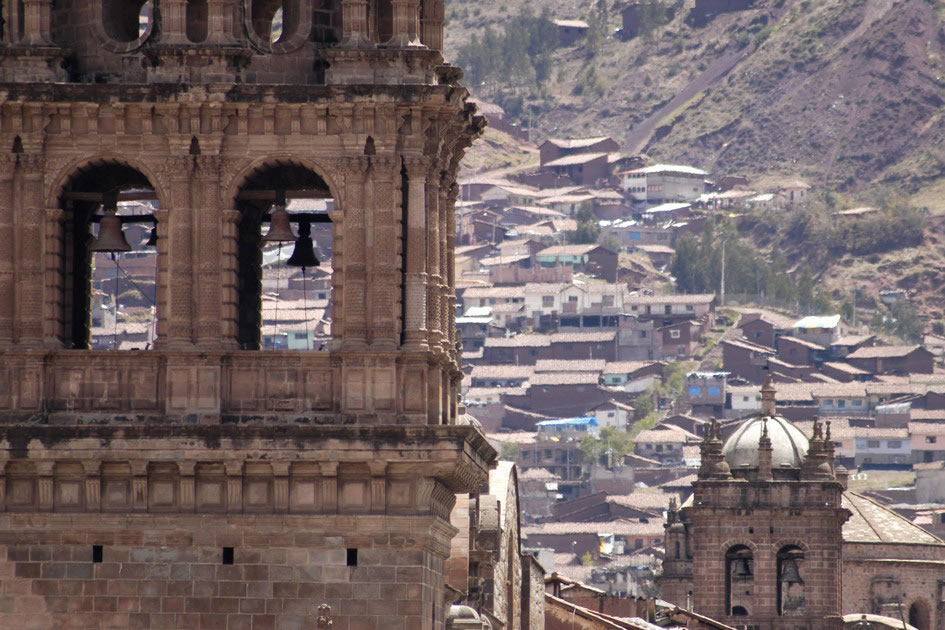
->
[347,548,358,567]
[92,545,103,563]
[222,547,234,565]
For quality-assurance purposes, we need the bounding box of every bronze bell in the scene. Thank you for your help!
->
[779,557,803,584]
[145,226,158,247]
[287,220,319,269]
[262,204,295,243]
[90,206,132,253]
[731,557,752,578]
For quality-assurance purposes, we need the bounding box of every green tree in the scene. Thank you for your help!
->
[580,427,633,466]
[568,202,601,244]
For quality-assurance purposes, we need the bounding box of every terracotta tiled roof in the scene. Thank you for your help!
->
[822,361,870,375]
[779,335,826,351]
[523,519,665,537]
[538,244,601,256]
[846,344,925,359]
[469,365,535,380]
[530,372,600,386]
[626,293,716,305]
[607,493,676,510]
[602,361,662,375]
[851,427,909,439]
[843,491,944,545]
[518,467,561,481]
[550,331,616,343]
[483,335,551,348]
[535,359,607,373]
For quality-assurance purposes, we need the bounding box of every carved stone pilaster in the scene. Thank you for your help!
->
[424,164,442,352]
[0,157,18,348]
[194,156,225,348]
[226,461,242,512]
[179,462,195,512]
[340,0,372,47]
[15,154,46,348]
[320,462,338,512]
[156,156,197,348]
[369,156,399,349]
[42,207,65,348]
[402,156,429,350]
[83,461,101,511]
[220,209,241,347]
[22,0,54,45]
[340,157,369,349]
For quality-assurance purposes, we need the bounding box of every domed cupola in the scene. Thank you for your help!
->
[721,376,810,472]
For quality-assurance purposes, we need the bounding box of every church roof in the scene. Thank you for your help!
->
[842,491,944,545]
[722,415,809,469]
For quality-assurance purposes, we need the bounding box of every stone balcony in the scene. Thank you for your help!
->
[0,349,459,425]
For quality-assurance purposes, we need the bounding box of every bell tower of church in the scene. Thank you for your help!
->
[661,378,850,630]
[0,1,492,628]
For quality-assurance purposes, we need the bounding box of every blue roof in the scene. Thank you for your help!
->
[536,417,599,428]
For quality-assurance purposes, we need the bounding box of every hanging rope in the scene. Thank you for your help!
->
[274,242,282,349]
[302,267,310,350]
[112,252,120,350]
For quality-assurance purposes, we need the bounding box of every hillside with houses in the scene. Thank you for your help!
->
[452,118,945,601]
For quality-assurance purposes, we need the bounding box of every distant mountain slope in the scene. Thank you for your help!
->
[448,0,945,192]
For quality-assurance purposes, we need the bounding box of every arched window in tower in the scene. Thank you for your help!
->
[102,0,152,43]
[250,0,301,44]
[777,545,806,616]
[312,0,340,44]
[186,0,209,42]
[909,599,931,630]
[58,164,160,350]
[375,0,393,44]
[725,545,753,617]
[235,163,335,351]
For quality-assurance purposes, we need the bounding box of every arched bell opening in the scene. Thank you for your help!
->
[909,599,931,630]
[724,544,753,618]
[250,0,298,44]
[777,545,805,616]
[235,163,335,351]
[101,0,152,43]
[58,163,160,350]
[186,0,209,42]
[312,0,340,44]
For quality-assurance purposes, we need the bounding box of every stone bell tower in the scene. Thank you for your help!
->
[660,378,850,630]
[0,1,491,629]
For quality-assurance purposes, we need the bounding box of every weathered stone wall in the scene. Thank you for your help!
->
[0,514,445,630]
[522,554,545,630]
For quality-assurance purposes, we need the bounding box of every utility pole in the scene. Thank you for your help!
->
[720,238,726,307]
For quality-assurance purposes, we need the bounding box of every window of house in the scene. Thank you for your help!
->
[542,295,554,307]
[640,330,647,338]
[655,445,663,452]
[837,400,846,408]
[568,296,578,303]
[927,437,937,444]
[708,387,721,396]
[664,305,672,314]
[867,440,880,448]
[743,396,749,402]
[686,305,694,311]
[645,444,652,450]
[688,386,701,396]
[823,399,833,406]
[887,440,902,449]
[670,330,681,339]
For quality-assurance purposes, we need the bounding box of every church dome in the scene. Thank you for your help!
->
[722,415,809,469]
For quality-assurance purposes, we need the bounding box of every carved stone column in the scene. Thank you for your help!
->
[152,209,170,344]
[157,157,196,348]
[22,0,53,45]
[42,208,65,347]
[444,180,459,357]
[340,157,368,349]
[220,209,241,347]
[0,157,15,348]
[340,0,371,47]
[369,157,399,349]
[194,156,224,348]
[420,0,443,51]
[424,164,442,352]
[402,156,428,350]
[390,0,422,47]
[15,155,45,348]
[161,0,189,44]
[208,0,240,44]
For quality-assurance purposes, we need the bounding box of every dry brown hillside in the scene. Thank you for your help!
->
[448,0,945,195]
